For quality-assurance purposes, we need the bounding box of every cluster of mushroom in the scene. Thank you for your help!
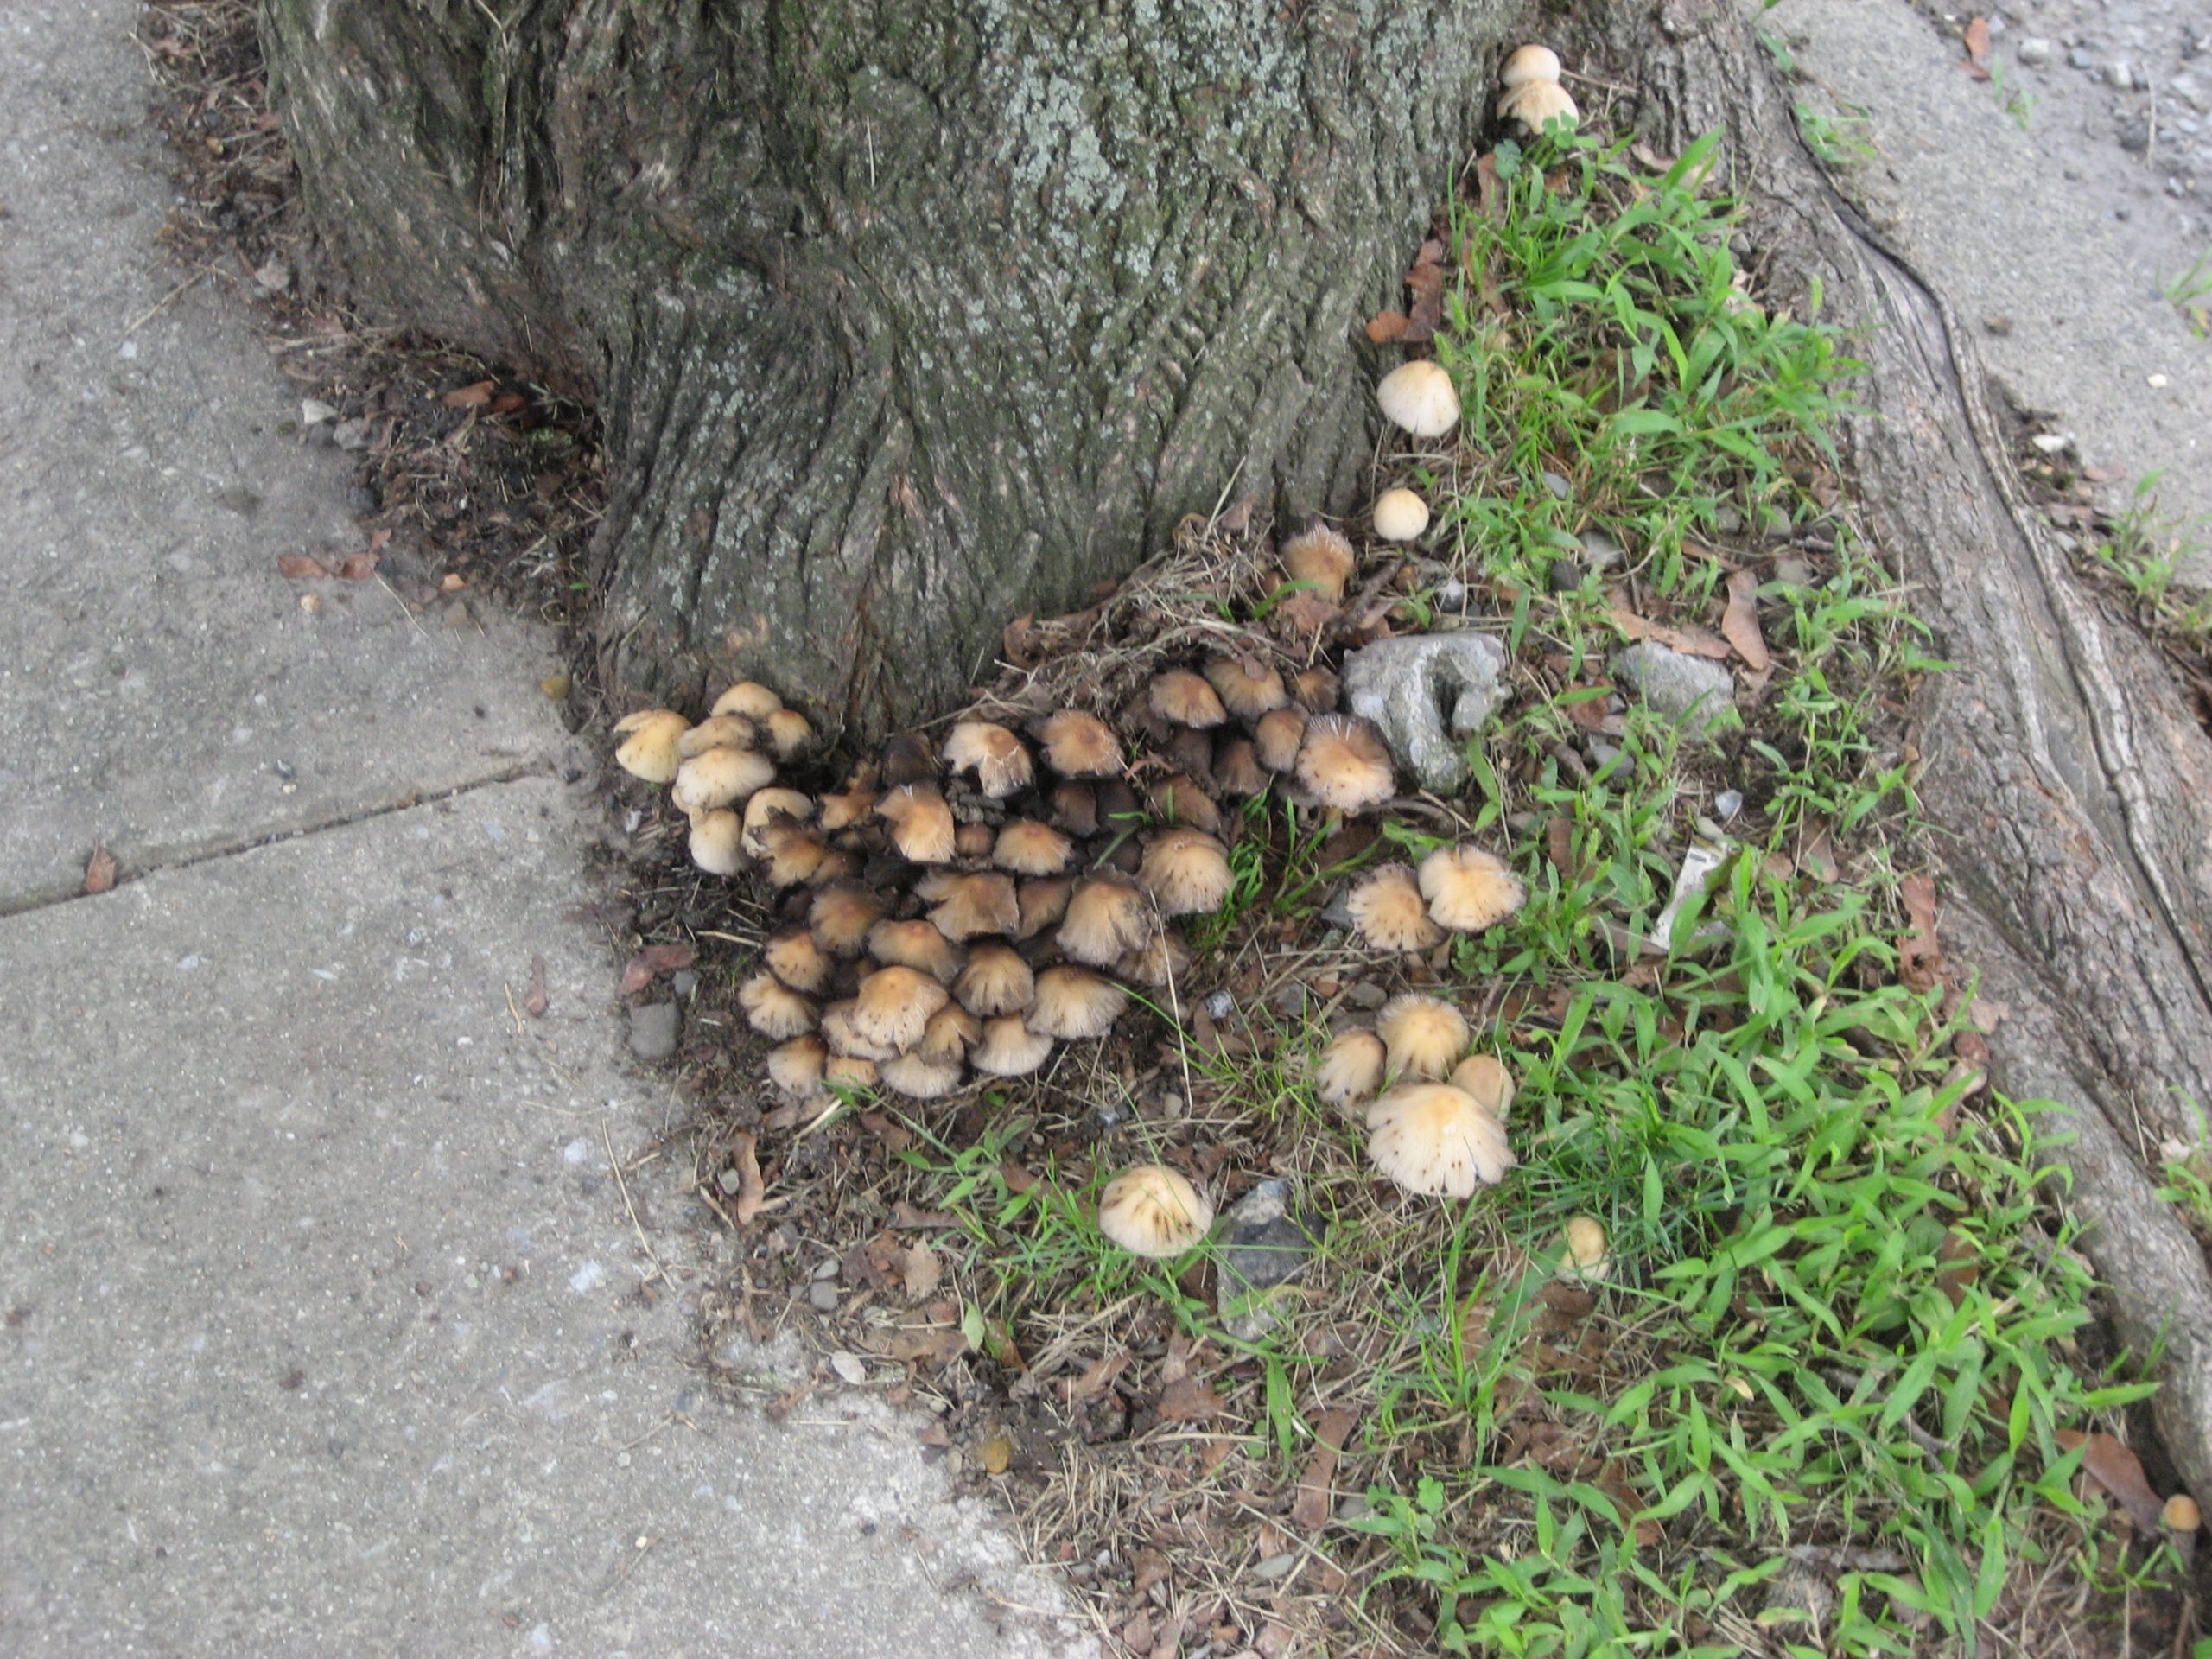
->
[1318,995,1519,1197]
[1343,842,1526,954]
[611,682,816,877]
[1368,359,1460,549]
[1497,42,1577,137]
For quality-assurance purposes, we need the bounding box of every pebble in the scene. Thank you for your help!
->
[2016,37,2052,67]
[1773,554,1817,591]
[1612,642,1736,735]
[1272,983,1308,1018]
[1340,631,1510,791]
[1714,506,1744,534]
[627,1001,680,1061]
[1204,989,1235,1019]
[332,418,371,452]
[1540,470,1570,500]
[2120,118,2152,154]
[1217,1182,1314,1342]
[2069,46,2098,70]
[807,1281,838,1313]
[1714,789,1744,821]
[1577,528,1626,571]
[670,969,698,999]
[830,1351,868,1386]
[2106,60,2133,88]
[1434,578,1466,611]
[1344,980,1389,1010]
[1548,558,1586,593]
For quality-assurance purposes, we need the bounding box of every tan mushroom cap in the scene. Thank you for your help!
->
[955,941,1036,1016]
[954,821,997,859]
[944,720,1034,798]
[2164,1493,2202,1532]
[1560,1216,1610,1281]
[1027,966,1128,1040]
[766,1034,830,1098]
[739,970,818,1040]
[1035,709,1122,778]
[1138,830,1234,917]
[1501,42,1562,88]
[817,787,879,832]
[866,918,963,984]
[1280,523,1357,601]
[1500,78,1578,133]
[1203,654,1289,721]
[1366,1083,1516,1197]
[1015,877,1073,941]
[1253,707,1307,773]
[1377,993,1471,1082]
[1347,864,1445,952]
[1448,1054,1516,1121]
[1148,668,1229,730]
[687,808,745,876]
[992,818,1076,877]
[1376,359,1461,440]
[1419,844,1527,932]
[809,882,887,956]
[677,714,760,758]
[1372,487,1432,543]
[823,1054,879,1091]
[765,708,814,760]
[876,783,957,865]
[1096,1165,1214,1258]
[741,787,814,857]
[971,1015,1055,1077]
[1314,1028,1387,1111]
[1296,714,1396,812]
[1057,875,1158,967]
[927,871,1021,942]
[880,1051,964,1101]
[613,709,692,784]
[851,964,950,1053]
[1292,666,1339,715]
[1212,737,1269,798]
[821,999,899,1062]
[1115,930,1192,988]
[765,928,836,995]
[711,681,784,720]
[756,821,828,887]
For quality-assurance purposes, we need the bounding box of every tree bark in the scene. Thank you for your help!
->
[260,0,1512,733]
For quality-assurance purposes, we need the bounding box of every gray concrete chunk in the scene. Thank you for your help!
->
[1340,632,1510,791]
[1612,642,1737,735]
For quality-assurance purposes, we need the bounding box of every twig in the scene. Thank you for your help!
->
[121,268,209,339]
[375,571,429,639]
[603,1121,667,1285]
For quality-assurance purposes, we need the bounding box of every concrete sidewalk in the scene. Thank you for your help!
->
[0,6,1093,1656]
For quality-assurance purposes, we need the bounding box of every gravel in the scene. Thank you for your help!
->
[628,1000,681,1061]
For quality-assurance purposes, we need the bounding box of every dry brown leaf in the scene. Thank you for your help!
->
[83,845,118,895]
[1363,309,1410,344]
[1721,569,1770,671]
[1065,1351,1129,1403]
[1002,613,1039,668]
[1898,873,1943,992]
[1157,1375,1224,1422]
[1962,16,1993,78]
[619,942,697,995]
[1607,600,1732,659]
[442,378,496,409]
[489,391,529,415]
[728,1131,766,1226]
[1474,151,1503,219]
[524,953,548,1017]
[335,550,381,582]
[2056,1429,2165,1529]
[888,1199,956,1229]
[1404,238,1446,342]
[1289,1408,1358,1529]
[276,553,331,579]
[899,1240,942,1300]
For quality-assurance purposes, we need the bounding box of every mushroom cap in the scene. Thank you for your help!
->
[880,1050,965,1101]
[809,882,887,956]
[1448,1054,1516,1120]
[1295,714,1396,812]
[1034,709,1122,778]
[954,821,997,859]
[1292,666,1340,715]
[823,1055,879,1091]
[928,872,1022,942]
[866,918,964,984]
[879,731,940,787]
[2165,1494,2202,1532]
[971,1015,1056,1077]
[807,847,863,887]
[944,720,1034,798]
[1138,830,1234,917]
[1048,781,1100,836]
[1203,654,1289,721]
[1314,1028,1388,1112]
[1115,930,1192,988]
[1015,877,1073,941]
[817,787,880,832]
[677,714,761,758]
[1146,773,1223,836]
[821,999,899,1062]
[1418,845,1527,933]
[1560,1216,1610,1280]
[765,927,836,995]
[956,941,1037,1017]
[1500,78,1578,132]
[992,819,1076,877]
[741,788,815,856]
[687,809,746,876]
[711,681,785,720]
[1501,42,1562,88]
[1212,737,1269,798]
[766,1034,830,1098]
[756,821,829,887]
[1280,523,1356,601]
[1057,875,1159,966]
[671,746,778,814]
[1366,1084,1516,1197]
[1147,669,1229,730]
[1377,993,1471,1081]
[851,965,950,1053]
[1347,864,1445,952]
[1253,708,1308,773]
[1376,359,1462,440]
[613,709,691,784]
[765,708,814,760]
[876,783,957,865]
[1096,1165,1214,1258]
[1372,488,1432,543]
[1027,966,1128,1040]
[740,970,818,1040]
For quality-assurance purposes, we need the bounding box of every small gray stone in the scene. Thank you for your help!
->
[1434,578,1466,611]
[332,418,372,453]
[1576,529,1626,572]
[2016,36,2051,67]
[1714,789,1744,821]
[627,1000,681,1061]
[2120,118,2152,155]
[1272,983,1308,1018]
[807,1281,839,1313]
[1341,632,1510,791]
[1205,989,1235,1020]
[1612,642,1736,735]
[670,969,699,999]
[1548,559,1585,594]
[2105,60,2133,87]
[1540,470,1571,500]
[1713,505,1744,535]
[1217,1181,1315,1341]
[1343,980,1389,1010]
[1772,555,1817,591]
[2068,46,2097,69]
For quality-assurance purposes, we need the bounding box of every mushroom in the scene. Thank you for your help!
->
[880,1051,963,1100]
[754,819,828,887]
[955,941,1036,1016]
[1376,359,1461,440]
[687,808,745,876]
[923,1005,986,1058]
[1147,668,1229,730]
[866,918,964,985]
[821,999,899,1062]
[823,1055,879,1091]
[1500,79,1578,134]
[1448,1054,1516,1121]
[1138,830,1234,917]
[2164,1494,2202,1532]
[1034,709,1122,778]
[671,745,777,814]
[993,819,1076,877]
[739,970,818,1040]
[876,783,957,865]
[1295,714,1396,813]
[807,847,863,886]
[1145,773,1223,836]
[1501,42,1562,88]
[1203,654,1288,721]
[879,731,940,787]
[1015,877,1073,940]
[765,708,814,760]
[817,787,880,832]
[971,1015,1055,1077]
[954,821,996,859]
[1419,844,1527,933]
[766,1034,830,1098]
[1253,708,1308,773]
[1346,864,1445,952]
[1048,781,1100,836]
[1372,487,1432,543]
[944,720,1034,798]
[711,681,784,720]
[1292,666,1340,715]
[1057,875,1159,967]
[1280,523,1356,601]
[613,709,692,784]
[851,964,950,1052]
[1096,1165,1214,1258]
[1212,737,1269,798]
[809,882,887,956]
[1027,966,1128,1039]
[927,872,1021,941]
[765,927,836,995]
[741,787,815,857]
[1560,1216,1610,1281]
[1116,930,1192,989]
[1314,1028,1387,1112]
[1366,1083,1516,1197]
[677,714,760,758]
[1377,993,1470,1081]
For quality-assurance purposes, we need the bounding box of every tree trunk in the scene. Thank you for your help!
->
[260,0,1512,733]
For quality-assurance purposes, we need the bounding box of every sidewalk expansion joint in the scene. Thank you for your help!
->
[0,763,546,920]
